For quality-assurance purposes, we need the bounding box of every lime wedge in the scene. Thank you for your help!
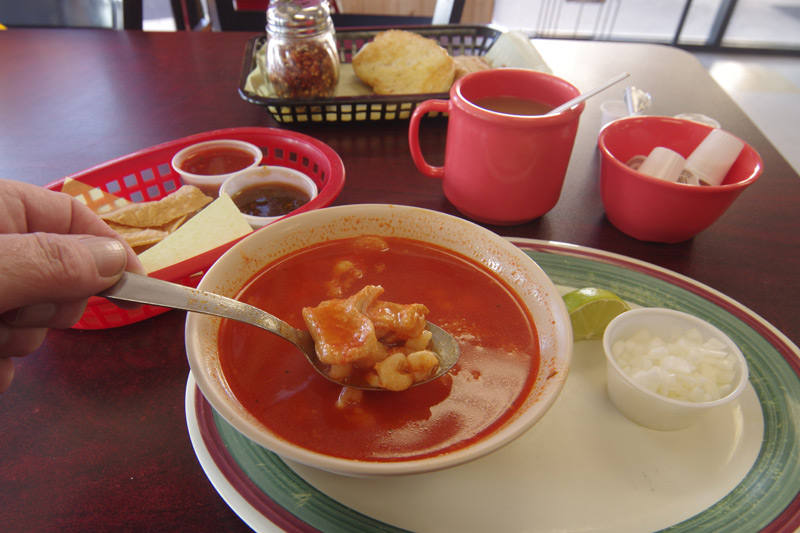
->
[563,287,631,341]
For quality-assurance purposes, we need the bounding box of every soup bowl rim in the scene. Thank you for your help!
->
[185,204,573,476]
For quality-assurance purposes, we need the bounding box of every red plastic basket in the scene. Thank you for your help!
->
[46,127,345,329]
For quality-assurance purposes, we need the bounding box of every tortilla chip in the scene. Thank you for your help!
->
[100,185,212,228]
[138,194,252,274]
[62,178,131,214]
[109,225,170,248]
[160,214,188,234]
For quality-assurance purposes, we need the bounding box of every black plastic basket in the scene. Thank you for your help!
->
[238,25,505,123]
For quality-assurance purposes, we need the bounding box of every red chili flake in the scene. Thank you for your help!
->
[268,41,338,99]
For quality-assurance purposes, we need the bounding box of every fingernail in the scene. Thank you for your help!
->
[79,236,127,278]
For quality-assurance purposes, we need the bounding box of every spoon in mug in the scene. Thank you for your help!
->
[546,71,631,116]
[99,272,460,391]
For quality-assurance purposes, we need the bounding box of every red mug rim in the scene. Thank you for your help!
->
[452,68,585,123]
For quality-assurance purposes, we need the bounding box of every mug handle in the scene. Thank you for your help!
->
[408,99,449,179]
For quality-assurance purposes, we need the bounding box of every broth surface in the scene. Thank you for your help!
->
[218,236,539,461]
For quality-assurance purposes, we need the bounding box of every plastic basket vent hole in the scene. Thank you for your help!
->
[106,179,122,195]
[123,174,138,188]
[141,168,156,183]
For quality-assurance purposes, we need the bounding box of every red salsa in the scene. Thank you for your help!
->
[218,236,540,461]
[180,146,257,176]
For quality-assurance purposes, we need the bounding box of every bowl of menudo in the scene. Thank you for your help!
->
[185,204,573,476]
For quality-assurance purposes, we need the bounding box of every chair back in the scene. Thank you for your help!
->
[0,0,142,30]
[205,0,464,32]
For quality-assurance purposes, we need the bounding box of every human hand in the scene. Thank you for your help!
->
[0,179,143,393]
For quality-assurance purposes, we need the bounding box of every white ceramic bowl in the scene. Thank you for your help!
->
[185,204,573,476]
[602,307,749,431]
[171,139,262,196]
[219,165,319,229]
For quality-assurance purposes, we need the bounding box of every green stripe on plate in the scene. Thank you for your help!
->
[210,244,800,532]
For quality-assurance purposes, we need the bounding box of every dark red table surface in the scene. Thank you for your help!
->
[1,29,799,532]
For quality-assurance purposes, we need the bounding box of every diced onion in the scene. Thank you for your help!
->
[611,327,738,403]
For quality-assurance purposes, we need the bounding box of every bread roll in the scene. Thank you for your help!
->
[352,30,455,95]
[453,55,491,81]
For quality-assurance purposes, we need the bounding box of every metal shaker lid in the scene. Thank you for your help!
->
[267,0,332,36]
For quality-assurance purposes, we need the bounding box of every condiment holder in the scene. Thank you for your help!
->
[599,85,651,130]
[220,165,318,229]
[631,128,745,186]
[602,307,749,431]
[683,128,745,186]
[171,139,262,196]
[265,0,339,99]
[597,116,762,243]
[636,146,686,182]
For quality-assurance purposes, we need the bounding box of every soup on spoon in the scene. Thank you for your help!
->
[99,270,458,392]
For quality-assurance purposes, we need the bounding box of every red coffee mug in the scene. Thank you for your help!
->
[409,69,584,225]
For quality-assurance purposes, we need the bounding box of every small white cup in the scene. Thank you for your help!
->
[637,146,686,183]
[599,99,629,130]
[220,165,318,229]
[602,308,748,431]
[684,129,745,186]
[171,139,262,197]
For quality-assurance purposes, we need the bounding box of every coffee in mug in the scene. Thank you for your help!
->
[409,68,584,225]
[472,96,554,116]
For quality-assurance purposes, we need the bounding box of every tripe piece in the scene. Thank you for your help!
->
[302,284,438,391]
[366,298,429,343]
[302,285,387,366]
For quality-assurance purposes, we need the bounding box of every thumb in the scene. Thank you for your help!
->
[0,233,128,313]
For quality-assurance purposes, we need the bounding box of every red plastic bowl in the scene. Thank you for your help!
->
[597,116,762,243]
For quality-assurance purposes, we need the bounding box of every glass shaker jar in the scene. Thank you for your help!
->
[265,0,340,99]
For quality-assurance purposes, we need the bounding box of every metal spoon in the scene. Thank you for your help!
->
[99,272,459,391]
[546,71,631,116]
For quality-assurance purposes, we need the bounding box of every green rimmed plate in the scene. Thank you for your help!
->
[185,239,800,532]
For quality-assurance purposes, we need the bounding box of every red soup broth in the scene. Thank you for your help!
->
[218,236,540,461]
